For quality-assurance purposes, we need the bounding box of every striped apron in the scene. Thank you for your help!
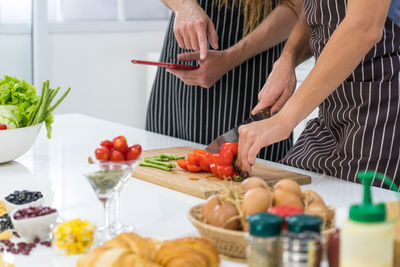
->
[145,0,293,162]
[281,0,400,189]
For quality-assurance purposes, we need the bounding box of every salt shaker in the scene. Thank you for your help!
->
[247,212,283,267]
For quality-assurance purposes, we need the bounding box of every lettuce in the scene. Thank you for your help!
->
[0,75,39,128]
[0,105,19,129]
[0,76,70,138]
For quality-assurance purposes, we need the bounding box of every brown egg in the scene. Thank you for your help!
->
[240,177,268,191]
[201,195,219,222]
[273,189,304,209]
[305,202,330,222]
[207,202,240,230]
[302,189,326,206]
[241,187,272,216]
[273,179,302,199]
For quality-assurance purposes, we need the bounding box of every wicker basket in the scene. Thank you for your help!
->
[188,204,336,261]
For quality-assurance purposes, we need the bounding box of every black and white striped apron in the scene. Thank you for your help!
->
[145,0,293,162]
[281,0,400,189]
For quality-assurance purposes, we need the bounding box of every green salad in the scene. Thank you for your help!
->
[0,75,71,138]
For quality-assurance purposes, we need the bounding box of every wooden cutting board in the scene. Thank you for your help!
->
[131,146,311,199]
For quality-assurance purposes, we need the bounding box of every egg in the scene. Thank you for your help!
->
[302,189,325,206]
[273,179,302,199]
[207,202,240,230]
[240,177,268,191]
[201,195,219,222]
[273,189,304,209]
[305,201,330,222]
[241,187,272,216]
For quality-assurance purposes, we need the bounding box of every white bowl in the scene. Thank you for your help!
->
[4,192,45,214]
[0,123,42,163]
[11,207,58,243]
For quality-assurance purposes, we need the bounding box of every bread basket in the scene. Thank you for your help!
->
[188,204,336,260]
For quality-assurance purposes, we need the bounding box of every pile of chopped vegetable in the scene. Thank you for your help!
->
[0,75,70,138]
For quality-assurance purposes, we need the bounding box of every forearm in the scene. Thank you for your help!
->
[279,8,312,67]
[279,1,390,129]
[225,0,303,70]
[161,0,198,13]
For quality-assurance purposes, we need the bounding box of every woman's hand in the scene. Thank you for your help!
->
[166,50,232,88]
[174,1,219,60]
[252,55,297,115]
[236,113,293,176]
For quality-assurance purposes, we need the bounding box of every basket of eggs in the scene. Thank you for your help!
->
[187,178,335,260]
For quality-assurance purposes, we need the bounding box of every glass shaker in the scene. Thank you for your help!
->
[247,212,283,267]
[283,214,324,267]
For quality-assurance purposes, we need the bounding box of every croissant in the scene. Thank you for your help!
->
[77,233,220,267]
[154,237,220,267]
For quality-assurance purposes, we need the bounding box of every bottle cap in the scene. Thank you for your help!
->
[287,214,323,233]
[349,172,386,223]
[247,212,283,237]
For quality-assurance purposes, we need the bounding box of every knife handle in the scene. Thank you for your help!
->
[251,107,271,121]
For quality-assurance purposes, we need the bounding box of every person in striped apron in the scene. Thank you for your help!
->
[236,0,400,189]
[145,0,302,162]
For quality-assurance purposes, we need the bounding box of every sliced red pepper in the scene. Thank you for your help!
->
[188,154,199,166]
[216,165,234,179]
[209,163,218,177]
[187,164,202,173]
[177,159,188,169]
[219,142,238,155]
[213,153,233,166]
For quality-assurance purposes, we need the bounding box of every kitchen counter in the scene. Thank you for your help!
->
[0,113,398,267]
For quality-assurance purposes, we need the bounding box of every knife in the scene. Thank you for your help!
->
[205,107,272,153]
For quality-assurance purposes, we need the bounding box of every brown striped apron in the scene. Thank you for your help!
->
[281,0,400,190]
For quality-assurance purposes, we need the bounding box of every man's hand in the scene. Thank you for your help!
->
[166,50,231,88]
[174,1,219,60]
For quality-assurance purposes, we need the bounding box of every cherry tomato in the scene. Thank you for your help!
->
[126,148,140,161]
[188,154,199,166]
[177,159,189,169]
[0,124,7,130]
[187,164,202,173]
[112,135,127,144]
[110,150,125,162]
[95,147,111,161]
[100,140,113,149]
[131,144,142,154]
[113,139,129,153]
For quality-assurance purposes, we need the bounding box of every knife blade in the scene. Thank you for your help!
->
[205,107,272,153]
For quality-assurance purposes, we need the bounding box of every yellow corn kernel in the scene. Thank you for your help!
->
[53,219,96,255]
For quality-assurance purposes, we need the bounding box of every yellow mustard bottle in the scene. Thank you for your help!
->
[340,172,394,267]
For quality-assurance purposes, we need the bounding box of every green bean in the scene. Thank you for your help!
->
[144,158,176,168]
[139,162,171,171]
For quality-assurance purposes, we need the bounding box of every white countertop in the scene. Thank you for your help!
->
[1,113,398,267]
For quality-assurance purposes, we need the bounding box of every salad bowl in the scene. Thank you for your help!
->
[0,123,42,163]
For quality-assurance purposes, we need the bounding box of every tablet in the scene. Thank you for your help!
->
[131,59,199,70]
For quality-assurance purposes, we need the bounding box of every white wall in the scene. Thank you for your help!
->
[0,33,32,82]
[49,27,168,129]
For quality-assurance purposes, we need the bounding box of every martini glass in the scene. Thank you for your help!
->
[110,160,140,235]
[81,162,132,244]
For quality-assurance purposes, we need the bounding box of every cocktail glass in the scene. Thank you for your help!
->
[81,162,132,244]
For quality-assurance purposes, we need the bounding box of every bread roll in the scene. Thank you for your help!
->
[77,233,220,267]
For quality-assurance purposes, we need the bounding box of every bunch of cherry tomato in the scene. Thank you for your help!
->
[94,135,142,162]
[176,142,240,179]
[0,124,7,130]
